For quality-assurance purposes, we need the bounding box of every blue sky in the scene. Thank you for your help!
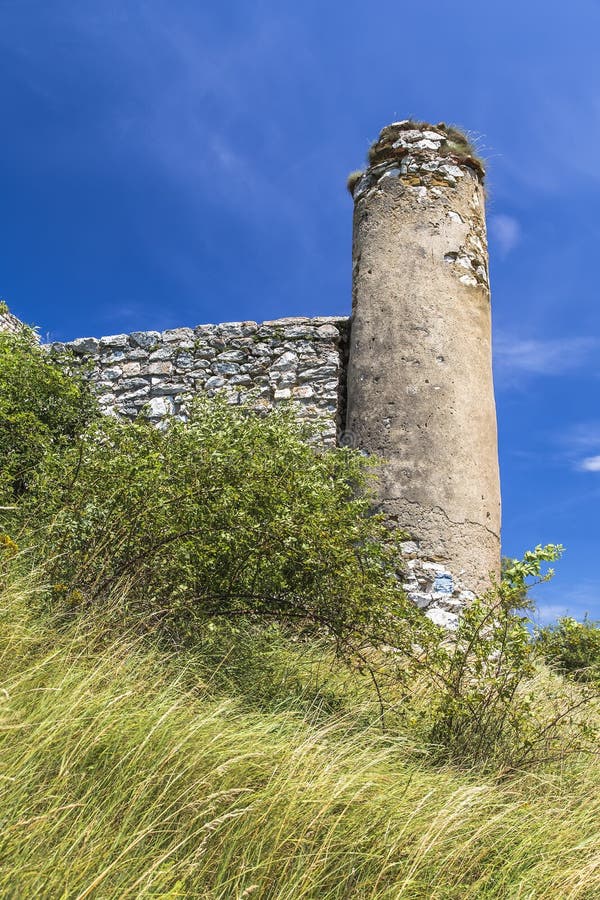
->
[1,0,599,621]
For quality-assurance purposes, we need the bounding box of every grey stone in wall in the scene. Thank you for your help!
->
[54,316,350,445]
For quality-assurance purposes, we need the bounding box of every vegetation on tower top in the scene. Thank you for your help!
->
[367,119,486,180]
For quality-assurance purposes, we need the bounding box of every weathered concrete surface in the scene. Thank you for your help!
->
[346,121,501,594]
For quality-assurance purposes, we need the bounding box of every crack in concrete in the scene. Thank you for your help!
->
[386,496,500,542]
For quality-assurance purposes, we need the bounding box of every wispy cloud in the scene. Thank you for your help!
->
[0,5,324,247]
[534,603,571,625]
[533,578,600,625]
[489,214,521,256]
[561,422,600,452]
[493,333,597,387]
[555,422,600,473]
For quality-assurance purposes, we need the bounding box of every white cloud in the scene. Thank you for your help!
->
[493,333,597,387]
[532,577,600,625]
[579,456,600,472]
[533,570,600,625]
[554,423,600,473]
[534,603,571,625]
[489,214,521,256]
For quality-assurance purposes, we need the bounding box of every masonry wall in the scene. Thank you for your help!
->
[0,302,485,627]
[54,316,350,445]
[0,308,27,335]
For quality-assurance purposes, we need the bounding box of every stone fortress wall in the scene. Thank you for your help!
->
[52,317,350,446]
[1,120,502,629]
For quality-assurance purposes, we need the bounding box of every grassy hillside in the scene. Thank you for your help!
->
[1,572,600,899]
[2,328,600,898]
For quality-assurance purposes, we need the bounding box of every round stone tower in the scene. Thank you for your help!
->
[345,120,501,608]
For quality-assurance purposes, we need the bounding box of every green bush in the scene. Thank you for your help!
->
[0,330,97,501]
[405,545,592,770]
[535,615,600,683]
[17,397,426,659]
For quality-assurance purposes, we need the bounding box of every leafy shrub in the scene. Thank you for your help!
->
[18,397,426,658]
[0,330,97,501]
[406,545,594,770]
[535,615,600,683]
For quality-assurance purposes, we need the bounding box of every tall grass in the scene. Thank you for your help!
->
[1,573,600,898]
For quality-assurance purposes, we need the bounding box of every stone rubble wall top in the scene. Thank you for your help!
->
[0,307,30,335]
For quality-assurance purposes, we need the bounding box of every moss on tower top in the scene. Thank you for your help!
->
[366,120,485,181]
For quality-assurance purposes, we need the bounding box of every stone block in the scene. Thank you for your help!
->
[213,362,240,375]
[292,385,314,399]
[130,330,161,349]
[121,362,142,376]
[270,351,298,371]
[71,336,100,355]
[149,348,174,361]
[146,396,175,418]
[99,334,129,349]
[316,324,340,340]
[150,382,188,396]
[101,366,123,380]
[148,361,173,375]
[204,376,226,391]
[162,327,194,343]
